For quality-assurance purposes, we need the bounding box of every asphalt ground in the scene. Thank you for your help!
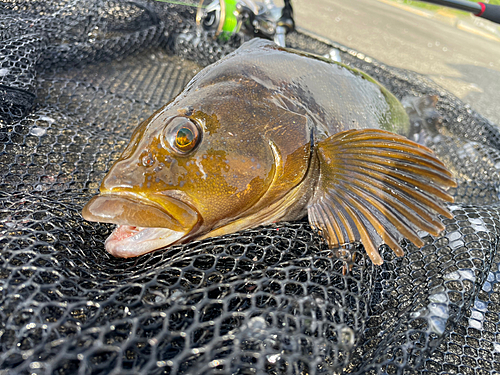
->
[291,0,500,125]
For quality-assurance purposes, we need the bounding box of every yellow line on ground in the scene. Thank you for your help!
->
[457,21,500,42]
[376,0,500,43]
[376,0,434,18]
[436,9,456,18]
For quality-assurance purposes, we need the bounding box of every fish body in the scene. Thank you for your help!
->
[82,38,455,265]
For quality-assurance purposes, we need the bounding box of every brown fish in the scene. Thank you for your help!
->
[82,38,456,265]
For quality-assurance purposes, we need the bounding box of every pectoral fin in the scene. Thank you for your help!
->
[308,129,457,265]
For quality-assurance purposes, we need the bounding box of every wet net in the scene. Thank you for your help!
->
[1,1,500,374]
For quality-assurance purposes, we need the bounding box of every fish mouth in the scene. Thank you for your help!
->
[82,193,200,258]
[104,225,186,258]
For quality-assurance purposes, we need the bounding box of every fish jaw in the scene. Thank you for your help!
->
[82,193,201,257]
[104,225,186,258]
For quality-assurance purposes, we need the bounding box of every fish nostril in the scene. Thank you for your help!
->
[141,152,155,167]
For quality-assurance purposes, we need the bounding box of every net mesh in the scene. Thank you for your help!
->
[1,1,500,374]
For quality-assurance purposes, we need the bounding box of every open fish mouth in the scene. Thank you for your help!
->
[104,225,186,258]
[82,193,200,257]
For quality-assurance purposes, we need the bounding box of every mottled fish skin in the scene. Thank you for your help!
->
[82,38,455,264]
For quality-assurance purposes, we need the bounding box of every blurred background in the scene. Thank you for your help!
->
[291,0,500,125]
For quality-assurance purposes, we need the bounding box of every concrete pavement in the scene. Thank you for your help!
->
[291,0,500,125]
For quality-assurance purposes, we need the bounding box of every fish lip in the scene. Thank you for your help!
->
[104,225,186,258]
[82,191,201,232]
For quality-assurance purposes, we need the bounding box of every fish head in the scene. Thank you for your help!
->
[82,92,284,257]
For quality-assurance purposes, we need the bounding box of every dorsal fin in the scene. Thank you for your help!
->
[308,129,456,265]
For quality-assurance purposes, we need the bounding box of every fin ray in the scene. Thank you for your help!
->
[341,182,425,247]
[344,147,450,170]
[308,129,456,264]
[341,159,454,202]
[341,153,453,180]
[329,190,386,265]
[321,194,356,244]
[337,187,406,257]
[334,129,435,153]
[315,200,343,245]
[345,167,452,219]
[339,169,446,234]
[339,162,455,212]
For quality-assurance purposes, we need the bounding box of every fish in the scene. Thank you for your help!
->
[82,38,456,265]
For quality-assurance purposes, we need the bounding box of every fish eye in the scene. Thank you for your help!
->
[162,117,201,155]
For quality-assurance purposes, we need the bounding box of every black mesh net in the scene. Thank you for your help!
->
[1,1,500,374]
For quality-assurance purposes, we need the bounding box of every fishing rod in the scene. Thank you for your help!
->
[418,0,500,24]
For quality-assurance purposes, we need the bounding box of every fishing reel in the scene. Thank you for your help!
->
[196,0,294,46]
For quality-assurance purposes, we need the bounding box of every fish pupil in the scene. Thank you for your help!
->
[176,127,195,148]
[164,117,201,155]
